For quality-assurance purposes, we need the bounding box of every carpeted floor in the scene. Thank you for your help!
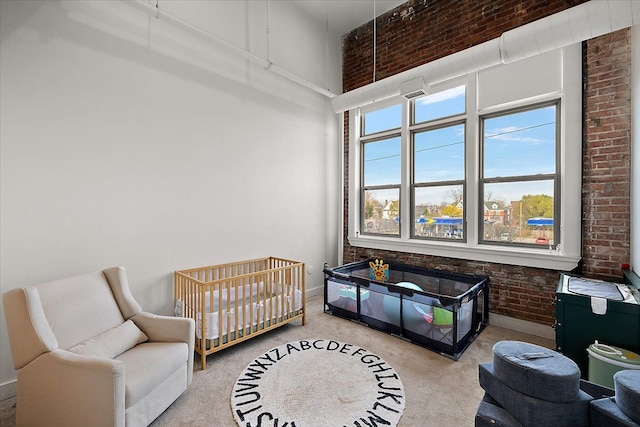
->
[0,295,554,426]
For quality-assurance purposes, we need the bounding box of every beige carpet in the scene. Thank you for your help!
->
[0,295,554,426]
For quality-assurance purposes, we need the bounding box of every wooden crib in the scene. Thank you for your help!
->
[174,257,305,369]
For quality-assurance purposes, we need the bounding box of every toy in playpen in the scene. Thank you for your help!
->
[336,285,370,311]
[369,259,389,282]
[382,282,456,344]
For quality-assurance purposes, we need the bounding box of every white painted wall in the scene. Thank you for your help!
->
[0,0,341,392]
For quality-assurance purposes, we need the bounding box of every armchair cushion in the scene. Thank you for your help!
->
[37,270,127,350]
[116,342,188,406]
[69,319,149,359]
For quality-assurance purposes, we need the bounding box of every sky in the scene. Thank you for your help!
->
[362,87,556,213]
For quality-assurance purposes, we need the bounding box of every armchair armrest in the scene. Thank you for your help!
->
[131,312,195,381]
[130,312,194,343]
[18,349,126,427]
[3,287,58,369]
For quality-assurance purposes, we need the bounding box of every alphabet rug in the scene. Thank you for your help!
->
[231,339,405,427]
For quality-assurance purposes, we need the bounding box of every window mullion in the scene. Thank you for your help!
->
[466,73,479,246]
[350,108,359,239]
[401,98,411,241]
[483,173,556,184]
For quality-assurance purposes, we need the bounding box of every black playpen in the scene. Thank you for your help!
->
[324,259,490,360]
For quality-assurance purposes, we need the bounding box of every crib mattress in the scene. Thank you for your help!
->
[194,289,303,340]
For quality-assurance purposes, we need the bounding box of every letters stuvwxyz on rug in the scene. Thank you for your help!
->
[231,339,405,427]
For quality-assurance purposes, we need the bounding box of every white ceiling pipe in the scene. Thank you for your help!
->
[332,0,640,113]
[499,0,640,63]
[269,62,337,98]
[331,38,503,113]
[127,0,336,99]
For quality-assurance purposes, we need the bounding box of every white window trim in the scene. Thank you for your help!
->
[347,44,582,271]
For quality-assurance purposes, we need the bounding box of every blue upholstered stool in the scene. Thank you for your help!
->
[479,363,591,427]
[475,393,524,427]
[591,397,640,427]
[477,341,639,427]
[615,370,640,424]
[492,340,581,402]
[591,370,640,427]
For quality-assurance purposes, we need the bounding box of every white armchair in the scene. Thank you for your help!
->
[2,267,195,427]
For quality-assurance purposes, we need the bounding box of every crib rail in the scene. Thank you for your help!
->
[174,257,305,370]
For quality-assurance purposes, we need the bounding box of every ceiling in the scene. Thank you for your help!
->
[290,0,407,36]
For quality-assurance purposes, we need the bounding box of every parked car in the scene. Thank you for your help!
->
[500,233,510,241]
[535,237,549,245]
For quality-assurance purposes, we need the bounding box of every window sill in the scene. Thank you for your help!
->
[347,234,580,271]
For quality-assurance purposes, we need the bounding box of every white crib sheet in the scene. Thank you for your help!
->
[197,281,265,312]
[194,289,303,340]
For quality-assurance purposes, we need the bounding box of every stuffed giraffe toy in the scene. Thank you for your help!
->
[369,259,389,282]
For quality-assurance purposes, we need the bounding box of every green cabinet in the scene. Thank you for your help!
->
[555,273,640,378]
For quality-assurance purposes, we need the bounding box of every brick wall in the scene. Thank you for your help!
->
[583,29,632,279]
[341,0,632,327]
[343,0,588,92]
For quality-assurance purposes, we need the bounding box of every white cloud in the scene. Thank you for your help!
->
[416,85,465,106]
[485,126,548,143]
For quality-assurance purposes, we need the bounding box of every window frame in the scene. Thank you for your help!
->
[346,45,582,271]
[411,119,468,242]
[360,136,402,237]
[359,99,403,238]
[478,100,561,248]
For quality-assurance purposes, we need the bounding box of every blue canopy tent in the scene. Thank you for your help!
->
[527,217,553,244]
[435,217,463,225]
[413,217,463,224]
[413,217,464,238]
[527,217,553,226]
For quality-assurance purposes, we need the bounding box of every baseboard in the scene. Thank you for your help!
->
[305,286,323,298]
[0,380,16,401]
[489,313,556,341]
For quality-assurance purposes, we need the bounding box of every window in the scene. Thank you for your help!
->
[411,86,466,240]
[361,104,401,236]
[347,45,581,270]
[480,103,559,247]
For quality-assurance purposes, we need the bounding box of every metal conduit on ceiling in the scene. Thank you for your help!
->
[128,0,337,99]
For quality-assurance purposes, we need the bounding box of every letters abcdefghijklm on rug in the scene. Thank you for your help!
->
[231,339,405,427]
